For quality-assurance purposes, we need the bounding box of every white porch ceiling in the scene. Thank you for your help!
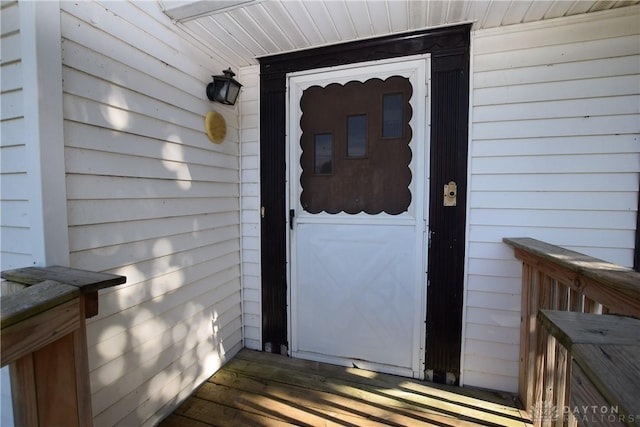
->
[161,0,639,66]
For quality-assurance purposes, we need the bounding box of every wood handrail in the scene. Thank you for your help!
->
[0,266,125,427]
[504,238,640,426]
[504,238,640,317]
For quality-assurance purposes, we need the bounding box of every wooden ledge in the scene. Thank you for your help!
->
[537,309,640,349]
[0,280,79,330]
[1,266,126,293]
[538,310,640,425]
[1,266,126,318]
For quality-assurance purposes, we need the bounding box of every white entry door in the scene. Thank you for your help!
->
[288,57,430,378]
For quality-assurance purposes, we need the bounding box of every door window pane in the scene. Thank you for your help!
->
[299,76,412,214]
[314,133,333,174]
[347,115,367,157]
[382,93,403,138]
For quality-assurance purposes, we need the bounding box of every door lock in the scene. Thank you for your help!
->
[443,181,457,207]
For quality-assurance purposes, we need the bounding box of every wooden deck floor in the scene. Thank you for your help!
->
[159,349,532,427]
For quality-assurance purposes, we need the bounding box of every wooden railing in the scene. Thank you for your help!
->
[1,266,125,427]
[504,238,640,426]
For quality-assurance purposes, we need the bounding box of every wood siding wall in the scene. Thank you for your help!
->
[1,0,68,272]
[0,7,20,420]
[464,7,640,393]
[1,1,29,270]
[239,66,262,351]
[1,1,70,423]
[59,2,243,425]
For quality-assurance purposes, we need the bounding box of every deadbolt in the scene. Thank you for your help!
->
[443,181,457,206]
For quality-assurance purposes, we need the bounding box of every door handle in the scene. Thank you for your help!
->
[289,209,295,230]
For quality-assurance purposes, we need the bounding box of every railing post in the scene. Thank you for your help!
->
[520,262,539,413]
[1,266,125,427]
[504,237,640,426]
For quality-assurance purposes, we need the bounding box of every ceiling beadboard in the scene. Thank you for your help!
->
[160,0,639,66]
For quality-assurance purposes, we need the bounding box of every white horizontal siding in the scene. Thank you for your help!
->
[463,6,640,393]
[11,0,69,270]
[0,1,29,273]
[239,65,262,351]
[60,1,243,425]
[88,276,241,414]
[1,3,22,424]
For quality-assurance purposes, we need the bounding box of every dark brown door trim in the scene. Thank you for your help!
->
[258,25,470,384]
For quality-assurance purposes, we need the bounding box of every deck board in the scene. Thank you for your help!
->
[159,349,531,426]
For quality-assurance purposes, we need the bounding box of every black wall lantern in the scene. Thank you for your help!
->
[206,68,242,105]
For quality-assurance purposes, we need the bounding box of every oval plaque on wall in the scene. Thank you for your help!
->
[205,111,226,143]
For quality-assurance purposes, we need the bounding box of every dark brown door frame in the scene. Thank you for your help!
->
[258,24,471,384]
